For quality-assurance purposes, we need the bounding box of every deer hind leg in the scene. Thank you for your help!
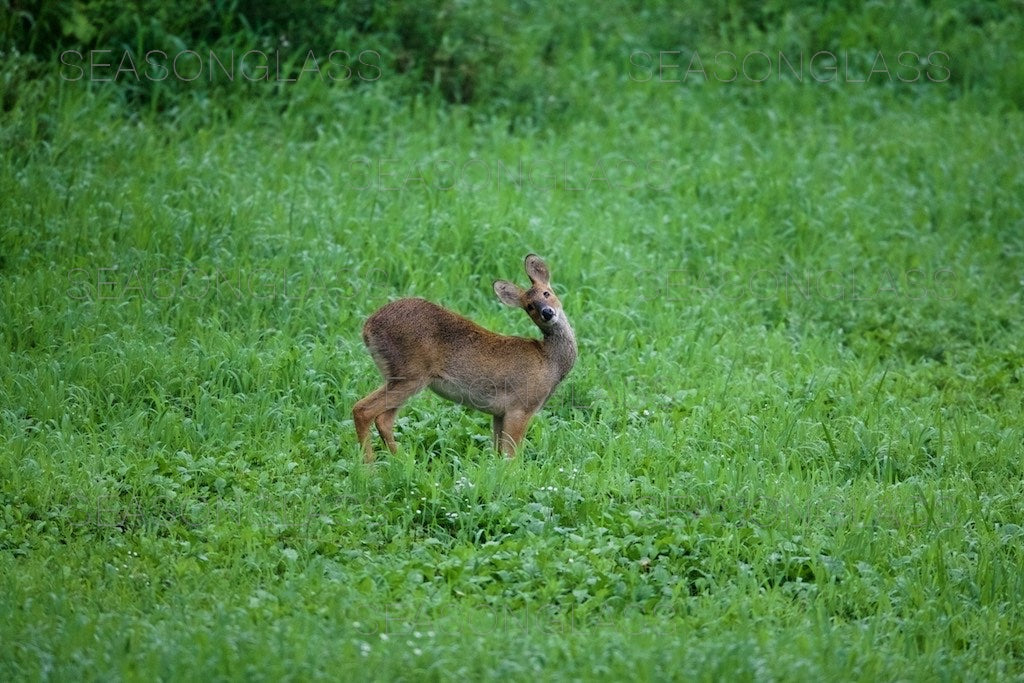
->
[375,408,399,453]
[353,378,425,463]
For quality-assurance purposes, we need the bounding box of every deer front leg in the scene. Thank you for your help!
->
[497,409,532,458]
[492,414,505,453]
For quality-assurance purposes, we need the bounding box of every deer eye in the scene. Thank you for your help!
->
[543,291,550,297]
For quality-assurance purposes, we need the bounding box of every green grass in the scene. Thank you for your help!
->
[3,13,1024,680]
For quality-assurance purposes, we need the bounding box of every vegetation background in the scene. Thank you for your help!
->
[2,0,1022,679]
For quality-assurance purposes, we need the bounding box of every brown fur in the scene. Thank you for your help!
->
[353,254,577,462]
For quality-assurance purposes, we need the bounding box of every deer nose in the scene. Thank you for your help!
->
[540,306,555,322]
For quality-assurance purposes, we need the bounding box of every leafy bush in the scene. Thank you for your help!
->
[4,0,1021,114]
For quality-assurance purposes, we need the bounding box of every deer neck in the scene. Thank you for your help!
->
[541,315,577,382]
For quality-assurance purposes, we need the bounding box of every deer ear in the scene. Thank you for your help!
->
[493,280,523,307]
[524,254,550,284]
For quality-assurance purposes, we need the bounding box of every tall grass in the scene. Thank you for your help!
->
[2,2,1023,680]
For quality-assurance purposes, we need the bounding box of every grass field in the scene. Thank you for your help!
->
[2,3,1024,680]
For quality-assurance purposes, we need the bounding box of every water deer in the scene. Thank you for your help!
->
[353,254,577,462]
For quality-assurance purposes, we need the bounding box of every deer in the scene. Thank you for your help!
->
[353,254,577,463]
